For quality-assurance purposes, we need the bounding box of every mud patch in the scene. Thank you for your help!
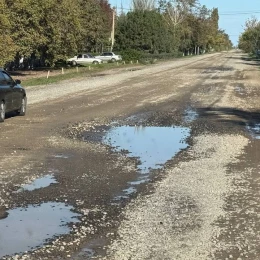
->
[0,202,80,258]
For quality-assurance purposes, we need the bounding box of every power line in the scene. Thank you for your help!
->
[118,7,260,16]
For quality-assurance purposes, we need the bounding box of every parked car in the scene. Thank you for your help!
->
[67,54,103,66]
[95,52,122,62]
[0,68,27,122]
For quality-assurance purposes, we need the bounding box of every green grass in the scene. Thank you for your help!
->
[22,62,140,87]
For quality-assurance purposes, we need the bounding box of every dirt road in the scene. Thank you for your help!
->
[0,51,259,260]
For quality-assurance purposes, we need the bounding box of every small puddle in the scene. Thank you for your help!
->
[235,85,245,95]
[184,108,198,123]
[103,125,190,199]
[54,154,70,159]
[0,202,81,258]
[17,174,58,192]
[246,123,260,139]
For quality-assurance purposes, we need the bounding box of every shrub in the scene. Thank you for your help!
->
[119,49,143,62]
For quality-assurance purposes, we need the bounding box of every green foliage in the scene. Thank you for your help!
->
[238,17,260,54]
[119,49,143,61]
[115,10,173,53]
[0,0,17,66]
[0,0,232,67]
[1,0,113,67]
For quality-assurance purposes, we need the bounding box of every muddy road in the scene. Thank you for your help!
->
[0,51,260,260]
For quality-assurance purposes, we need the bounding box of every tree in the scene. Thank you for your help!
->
[115,10,171,53]
[0,0,17,66]
[239,17,260,54]
[132,0,156,11]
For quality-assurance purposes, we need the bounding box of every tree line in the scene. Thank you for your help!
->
[0,0,232,68]
[0,0,113,68]
[238,17,260,55]
[115,0,232,56]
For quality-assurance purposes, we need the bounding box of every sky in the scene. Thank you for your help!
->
[109,0,260,46]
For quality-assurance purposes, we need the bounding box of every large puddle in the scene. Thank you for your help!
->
[103,126,190,173]
[0,202,80,258]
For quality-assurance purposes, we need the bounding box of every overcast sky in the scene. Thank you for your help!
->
[109,0,260,45]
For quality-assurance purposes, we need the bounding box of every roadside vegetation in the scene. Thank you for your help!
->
[238,17,260,58]
[22,62,142,87]
[0,0,232,72]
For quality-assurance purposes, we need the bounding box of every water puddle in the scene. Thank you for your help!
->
[103,126,190,173]
[17,174,58,192]
[54,154,70,159]
[235,84,245,95]
[103,125,190,200]
[77,248,95,258]
[0,202,81,258]
[246,123,260,139]
[184,108,198,123]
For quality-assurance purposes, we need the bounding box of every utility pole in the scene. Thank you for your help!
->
[110,8,116,52]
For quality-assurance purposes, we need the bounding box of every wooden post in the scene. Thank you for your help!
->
[76,66,79,73]
[89,66,91,71]
[136,60,139,64]
[47,71,50,79]
[61,68,64,74]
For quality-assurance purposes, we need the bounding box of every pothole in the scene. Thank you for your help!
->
[101,125,190,199]
[0,202,81,258]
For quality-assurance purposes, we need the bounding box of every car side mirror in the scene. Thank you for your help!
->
[15,79,21,84]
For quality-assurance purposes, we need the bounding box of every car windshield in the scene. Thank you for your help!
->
[88,54,94,58]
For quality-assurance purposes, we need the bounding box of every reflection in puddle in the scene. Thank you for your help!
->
[128,178,148,185]
[184,108,198,123]
[123,187,137,195]
[247,123,260,139]
[103,126,190,173]
[103,126,190,200]
[0,202,80,258]
[17,174,58,192]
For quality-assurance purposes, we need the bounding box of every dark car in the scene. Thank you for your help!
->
[0,68,27,122]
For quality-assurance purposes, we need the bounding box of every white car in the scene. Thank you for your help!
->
[67,54,102,65]
[95,52,122,62]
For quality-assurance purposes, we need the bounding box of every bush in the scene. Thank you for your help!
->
[119,49,143,62]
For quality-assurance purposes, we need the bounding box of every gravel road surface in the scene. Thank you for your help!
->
[0,51,259,260]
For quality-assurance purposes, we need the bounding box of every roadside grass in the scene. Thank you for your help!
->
[21,53,212,87]
[22,62,141,87]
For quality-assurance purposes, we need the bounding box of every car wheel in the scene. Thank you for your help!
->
[111,58,116,63]
[92,61,99,65]
[17,97,27,116]
[0,101,6,122]
[72,60,77,66]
